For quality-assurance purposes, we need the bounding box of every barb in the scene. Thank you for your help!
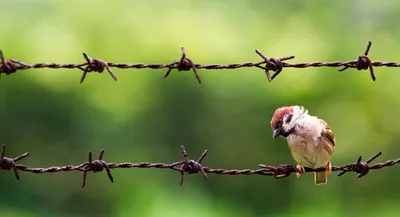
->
[339,41,376,81]
[81,149,114,188]
[0,50,32,78]
[255,49,295,82]
[163,47,201,84]
[0,41,399,83]
[0,145,30,180]
[78,53,117,83]
[179,145,208,185]
[1,145,400,187]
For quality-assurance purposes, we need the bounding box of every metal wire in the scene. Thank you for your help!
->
[1,145,399,188]
[0,41,397,83]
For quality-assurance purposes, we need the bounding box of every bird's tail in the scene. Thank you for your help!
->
[314,171,327,185]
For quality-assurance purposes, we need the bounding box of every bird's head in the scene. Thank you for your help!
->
[270,105,308,138]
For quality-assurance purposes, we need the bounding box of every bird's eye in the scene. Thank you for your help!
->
[285,114,293,124]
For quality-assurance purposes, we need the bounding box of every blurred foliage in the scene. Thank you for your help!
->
[1,0,400,216]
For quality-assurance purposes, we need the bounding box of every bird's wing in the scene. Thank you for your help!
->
[318,119,335,155]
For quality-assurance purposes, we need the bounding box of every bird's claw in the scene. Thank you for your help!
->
[296,164,305,178]
[325,161,332,175]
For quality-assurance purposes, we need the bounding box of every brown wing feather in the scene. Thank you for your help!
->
[318,119,335,155]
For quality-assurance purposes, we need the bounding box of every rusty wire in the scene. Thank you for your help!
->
[1,41,399,83]
[1,144,400,188]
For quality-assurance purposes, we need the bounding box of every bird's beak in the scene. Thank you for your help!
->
[272,127,282,138]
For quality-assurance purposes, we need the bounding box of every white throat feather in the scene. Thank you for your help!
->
[282,106,309,132]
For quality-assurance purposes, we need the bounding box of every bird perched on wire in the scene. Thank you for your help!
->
[270,105,335,185]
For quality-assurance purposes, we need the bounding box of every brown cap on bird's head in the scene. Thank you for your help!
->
[270,106,294,129]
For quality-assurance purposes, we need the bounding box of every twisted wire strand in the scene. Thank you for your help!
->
[1,145,400,187]
[0,41,397,83]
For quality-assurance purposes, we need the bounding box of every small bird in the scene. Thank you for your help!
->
[270,105,335,185]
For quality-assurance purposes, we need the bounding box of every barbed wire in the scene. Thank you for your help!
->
[1,41,400,84]
[1,144,400,188]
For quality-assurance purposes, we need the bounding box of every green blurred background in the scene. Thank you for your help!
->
[1,0,400,216]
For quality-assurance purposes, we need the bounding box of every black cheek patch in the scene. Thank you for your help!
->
[281,127,295,137]
[285,114,293,124]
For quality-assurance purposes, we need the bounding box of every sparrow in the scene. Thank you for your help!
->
[270,105,335,185]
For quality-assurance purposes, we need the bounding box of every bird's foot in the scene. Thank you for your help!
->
[296,164,305,178]
[325,161,332,175]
